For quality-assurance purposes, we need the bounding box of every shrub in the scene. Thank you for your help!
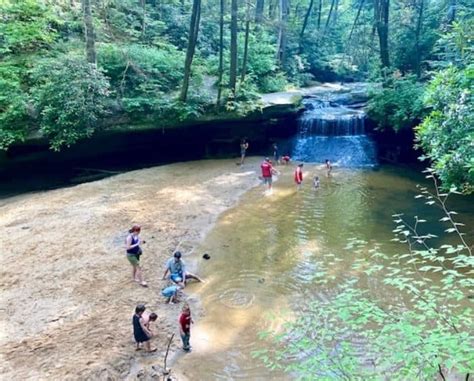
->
[31,56,111,150]
[367,75,426,131]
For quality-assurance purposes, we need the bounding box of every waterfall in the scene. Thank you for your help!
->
[292,98,377,166]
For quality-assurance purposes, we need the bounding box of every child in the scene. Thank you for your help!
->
[313,175,320,189]
[325,159,333,177]
[281,154,291,165]
[132,305,157,352]
[179,303,193,352]
[161,284,180,304]
[294,163,304,190]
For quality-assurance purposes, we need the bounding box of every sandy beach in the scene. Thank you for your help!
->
[0,159,260,380]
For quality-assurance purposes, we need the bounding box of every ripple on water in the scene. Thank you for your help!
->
[218,288,256,309]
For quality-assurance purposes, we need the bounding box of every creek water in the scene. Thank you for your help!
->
[175,96,473,380]
[176,165,473,380]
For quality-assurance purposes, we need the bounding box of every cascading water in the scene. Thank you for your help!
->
[292,97,377,166]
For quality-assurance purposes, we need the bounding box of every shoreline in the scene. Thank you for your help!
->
[0,158,261,380]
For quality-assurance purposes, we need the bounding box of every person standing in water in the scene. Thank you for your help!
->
[132,304,157,352]
[313,175,320,189]
[240,139,249,166]
[179,303,193,352]
[294,163,304,190]
[126,225,147,287]
[272,143,279,164]
[325,159,333,177]
[261,157,278,192]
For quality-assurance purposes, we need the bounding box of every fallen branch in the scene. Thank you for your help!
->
[163,333,175,379]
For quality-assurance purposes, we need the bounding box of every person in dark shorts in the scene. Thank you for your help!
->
[272,143,279,164]
[126,225,147,287]
[240,139,249,166]
[179,303,193,352]
[132,305,156,352]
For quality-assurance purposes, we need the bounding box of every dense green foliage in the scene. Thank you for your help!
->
[0,0,472,190]
[32,56,110,150]
[367,75,425,131]
[416,21,474,193]
[254,173,474,380]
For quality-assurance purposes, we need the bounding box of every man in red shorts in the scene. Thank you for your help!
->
[261,157,278,192]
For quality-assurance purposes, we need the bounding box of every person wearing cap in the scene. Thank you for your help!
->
[132,304,157,352]
[261,157,279,192]
[162,251,203,288]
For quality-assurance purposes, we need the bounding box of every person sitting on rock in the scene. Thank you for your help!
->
[162,251,203,288]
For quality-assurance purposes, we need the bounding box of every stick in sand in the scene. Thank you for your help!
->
[163,333,175,378]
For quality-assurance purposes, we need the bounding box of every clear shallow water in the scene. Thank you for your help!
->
[176,164,473,380]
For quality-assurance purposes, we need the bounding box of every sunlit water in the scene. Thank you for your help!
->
[176,164,473,380]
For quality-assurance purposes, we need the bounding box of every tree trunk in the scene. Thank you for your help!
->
[269,0,276,20]
[241,0,251,82]
[414,0,424,77]
[299,0,314,51]
[229,0,238,95]
[82,0,96,64]
[276,0,288,66]
[324,0,336,31]
[446,0,456,25]
[256,0,265,22]
[217,0,225,105]
[180,0,202,102]
[348,0,365,40]
[333,0,339,23]
[374,0,390,69]
[140,0,146,39]
[317,0,322,29]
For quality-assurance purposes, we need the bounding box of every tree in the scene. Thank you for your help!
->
[82,0,96,64]
[217,0,226,105]
[416,64,474,193]
[299,0,314,51]
[180,0,202,101]
[229,0,238,95]
[276,0,289,66]
[374,0,390,69]
[31,56,110,150]
[255,0,265,22]
[241,0,251,82]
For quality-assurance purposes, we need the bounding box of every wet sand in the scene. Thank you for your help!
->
[0,159,260,380]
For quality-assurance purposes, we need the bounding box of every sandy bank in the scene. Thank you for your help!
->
[0,159,260,380]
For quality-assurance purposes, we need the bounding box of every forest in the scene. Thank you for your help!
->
[0,0,472,192]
